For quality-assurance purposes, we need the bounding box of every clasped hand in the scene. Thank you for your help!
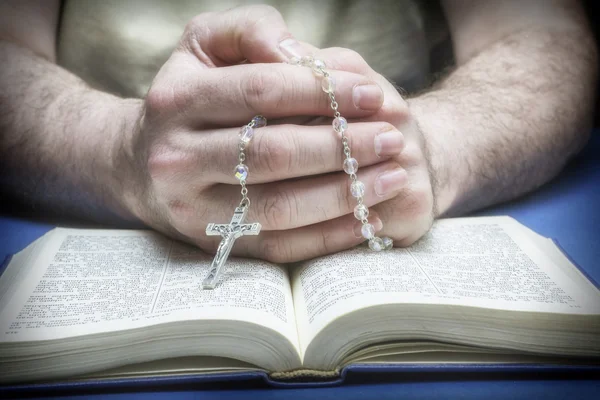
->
[116,5,434,262]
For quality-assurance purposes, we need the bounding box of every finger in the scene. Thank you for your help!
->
[176,5,298,67]
[277,41,373,77]
[176,63,385,126]
[281,45,411,127]
[233,213,383,263]
[278,43,375,78]
[280,43,386,108]
[311,47,375,76]
[203,160,408,231]
[191,122,404,184]
[306,47,411,127]
[371,165,435,247]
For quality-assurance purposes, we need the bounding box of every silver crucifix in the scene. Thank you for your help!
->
[202,206,261,289]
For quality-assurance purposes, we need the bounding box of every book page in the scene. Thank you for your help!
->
[0,228,298,350]
[291,216,600,355]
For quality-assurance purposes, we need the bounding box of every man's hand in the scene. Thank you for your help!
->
[283,0,597,248]
[121,7,417,262]
[136,5,433,257]
[289,46,435,248]
[1,3,413,262]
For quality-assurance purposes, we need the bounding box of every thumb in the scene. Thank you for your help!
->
[176,5,311,67]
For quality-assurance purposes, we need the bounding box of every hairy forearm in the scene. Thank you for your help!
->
[0,40,141,222]
[410,25,597,217]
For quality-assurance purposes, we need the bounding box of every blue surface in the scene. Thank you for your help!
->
[15,380,600,400]
[1,134,599,398]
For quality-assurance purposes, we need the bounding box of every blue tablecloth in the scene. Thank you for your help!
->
[1,134,599,399]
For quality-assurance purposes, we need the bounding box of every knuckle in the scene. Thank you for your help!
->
[377,122,397,134]
[325,47,370,72]
[379,91,410,123]
[145,86,172,115]
[145,84,187,116]
[399,141,424,167]
[185,14,212,35]
[259,235,291,263]
[396,234,421,248]
[237,5,285,52]
[243,67,286,112]
[253,126,295,174]
[399,185,433,220]
[396,217,434,248]
[379,106,410,127]
[166,200,197,228]
[256,4,281,17]
[339,48,368,67]
[338,181,355,214]
[147,143,191,181]
[259,189,295,230]
[195,233,222,254]
[247,4,283,21]
[317,225,333,256]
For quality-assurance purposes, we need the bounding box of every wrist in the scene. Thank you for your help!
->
[72,90,144,224]
[102,96,145,224]
[407,95,460,217]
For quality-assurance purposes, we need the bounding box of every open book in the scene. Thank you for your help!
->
[0,216,599,384]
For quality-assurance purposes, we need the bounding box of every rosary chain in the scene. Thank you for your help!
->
[291,55,393,252]
[239,179,249,207]
[235,116,266,208]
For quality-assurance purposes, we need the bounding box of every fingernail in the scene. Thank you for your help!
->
[352,84,384,111]
[279,38,305,59]
[353,216,383,239]
[374,129,404,157]
[375,168,407,197]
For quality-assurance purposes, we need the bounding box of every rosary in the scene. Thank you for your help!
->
[202,56,393,290]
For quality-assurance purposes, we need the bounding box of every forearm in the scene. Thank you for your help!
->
[0,40,142,222]
[410,25,597,217]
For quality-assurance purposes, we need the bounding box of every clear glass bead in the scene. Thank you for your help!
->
[354,204,369,220]
[239,126,254,146]
[332,116,347,133]
[350,180,365,198]
[234,164,248,181]
[301,55,314,67]
[312,59,326,75]
[289,57,300,65]
[321,76,336,93]
[343,158,358,174]
[382,236,393,250]
[369,237,385,251]
[361,224,375,239]
[251,115,267,128]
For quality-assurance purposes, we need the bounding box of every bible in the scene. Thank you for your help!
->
[0,216,599,385]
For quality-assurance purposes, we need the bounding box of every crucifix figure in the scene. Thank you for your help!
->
[202,206,261,289]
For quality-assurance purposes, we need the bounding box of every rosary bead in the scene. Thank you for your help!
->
[296,59,391,253]
[234,164,249,181]
[354,204,369,220]
[382,236,394,250]
[343,157,358,174]
[369,237,385,251]
[332,116,348,133]
[312,59,326,75]
[251,115,267,128]
[321,76,336,93]
[361,224,376,239]
[289,57,301,65]
[239,126,254,146]
[301,55,314,67]
[350,180,366,198]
